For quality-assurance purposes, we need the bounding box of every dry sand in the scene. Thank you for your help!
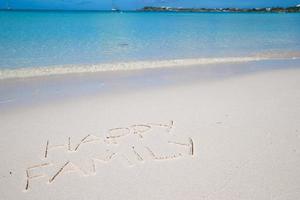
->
[0,62,300,199]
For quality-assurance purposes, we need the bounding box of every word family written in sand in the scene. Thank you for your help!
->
[24,120,194,191]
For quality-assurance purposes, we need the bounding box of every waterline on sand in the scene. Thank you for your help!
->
[1,52,300,80]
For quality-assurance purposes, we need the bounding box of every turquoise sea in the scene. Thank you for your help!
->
[0,11,300,70]
[1,11,300,108]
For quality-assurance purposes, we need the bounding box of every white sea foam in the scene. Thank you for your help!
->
[0,54,299,80]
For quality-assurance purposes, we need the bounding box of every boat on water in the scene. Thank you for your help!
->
[111,0,122,12]
[111,8,122,12]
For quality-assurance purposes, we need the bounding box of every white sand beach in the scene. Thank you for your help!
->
[0,60,300,199]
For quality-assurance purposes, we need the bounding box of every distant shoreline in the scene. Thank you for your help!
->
[1,6,300,13]
[140,6,300,13]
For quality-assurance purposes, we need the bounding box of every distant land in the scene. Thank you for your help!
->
[140,6,300,13]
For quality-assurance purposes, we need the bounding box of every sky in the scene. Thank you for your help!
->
[1,0,300,10]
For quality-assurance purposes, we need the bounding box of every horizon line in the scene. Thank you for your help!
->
[1,5,300,12]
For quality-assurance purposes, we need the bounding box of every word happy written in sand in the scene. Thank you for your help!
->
[24,121,194,191]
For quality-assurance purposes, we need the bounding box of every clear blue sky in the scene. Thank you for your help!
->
[1,0,300,10]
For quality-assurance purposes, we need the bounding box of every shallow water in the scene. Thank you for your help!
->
[0,11,300,69]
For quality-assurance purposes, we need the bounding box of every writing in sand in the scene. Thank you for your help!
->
[24,120,194,191]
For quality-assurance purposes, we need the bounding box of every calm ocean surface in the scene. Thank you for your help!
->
[0,11,300,69]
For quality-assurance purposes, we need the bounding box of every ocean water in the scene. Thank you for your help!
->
[0,11,300,71]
